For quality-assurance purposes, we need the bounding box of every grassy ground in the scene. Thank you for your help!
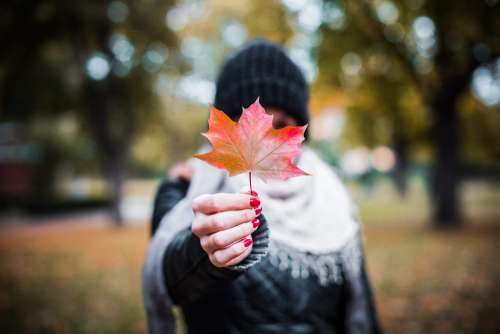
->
[0,179,499,334]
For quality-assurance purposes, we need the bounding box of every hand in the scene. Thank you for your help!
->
[191,191,262,268]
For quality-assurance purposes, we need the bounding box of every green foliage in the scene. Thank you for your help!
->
[0,0,181,208]
[316,0,500,163]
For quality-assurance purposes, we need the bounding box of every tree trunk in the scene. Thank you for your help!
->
[84,82,133,227]
[109,154,125,226]
[393,135,408,197]
[430,89,461,228]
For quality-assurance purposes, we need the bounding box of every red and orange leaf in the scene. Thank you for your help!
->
[194,98,309,182]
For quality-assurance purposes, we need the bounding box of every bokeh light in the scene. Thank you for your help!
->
[177,74,215,104]
[371,146,396,172]
[376,1,399,25]
[472,61,500,106]
[281,0,308,12]
[165,1,205,32]
[322,2,346,30]
[85,52,111,80]
[341,52,363,76]
[289,47,318,83]
[221,21,247,48]
[340,147,372,177]
[412,16,437,57]
[107,1,129,23]
[297,0,323,32]
[110,34,135,63]
[143,43,168,73]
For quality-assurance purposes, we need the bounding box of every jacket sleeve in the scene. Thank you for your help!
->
[151,177,190,236]
[162,214,269,306]
[342,232,382,334]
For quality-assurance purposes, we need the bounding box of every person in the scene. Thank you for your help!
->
[143,39,382,334]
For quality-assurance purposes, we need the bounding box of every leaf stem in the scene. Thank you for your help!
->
[249,171,253,194]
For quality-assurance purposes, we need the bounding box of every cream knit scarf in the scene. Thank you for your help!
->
[189,145,361,285]
[228,146,358,253]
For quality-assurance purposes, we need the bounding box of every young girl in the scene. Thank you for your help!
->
[143,39,382,334]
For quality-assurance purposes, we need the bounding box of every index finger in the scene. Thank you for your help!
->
[192,193,257,214]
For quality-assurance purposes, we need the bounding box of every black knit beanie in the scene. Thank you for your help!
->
[214,39,310,133]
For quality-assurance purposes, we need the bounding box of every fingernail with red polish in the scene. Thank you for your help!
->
[243,239,253,247]
[254,207,262,216]
[250,197,260,208]
[249,190,258,197]
[252,219,260,228]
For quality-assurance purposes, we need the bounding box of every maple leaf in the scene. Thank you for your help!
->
[194,97,309,183]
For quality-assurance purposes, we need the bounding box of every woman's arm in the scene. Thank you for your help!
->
[342,233,382,334]
[162,214,269,306]
[151,177,190,236]
[150,182,269,306]
[151,159,194,236]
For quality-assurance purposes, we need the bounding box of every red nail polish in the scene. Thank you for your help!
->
[243,239,252,247]
[252,219,260,228]
[249,190,258,197]
[254,207,262,216]
[250,197,260,208]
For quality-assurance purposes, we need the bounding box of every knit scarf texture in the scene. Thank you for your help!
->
[227,146,358,253]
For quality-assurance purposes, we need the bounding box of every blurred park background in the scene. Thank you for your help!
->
[1,0,499,333]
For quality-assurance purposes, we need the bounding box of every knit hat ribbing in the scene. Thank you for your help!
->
[214,39,310,129]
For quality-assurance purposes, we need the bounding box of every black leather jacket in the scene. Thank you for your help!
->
[150,178,382,334]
